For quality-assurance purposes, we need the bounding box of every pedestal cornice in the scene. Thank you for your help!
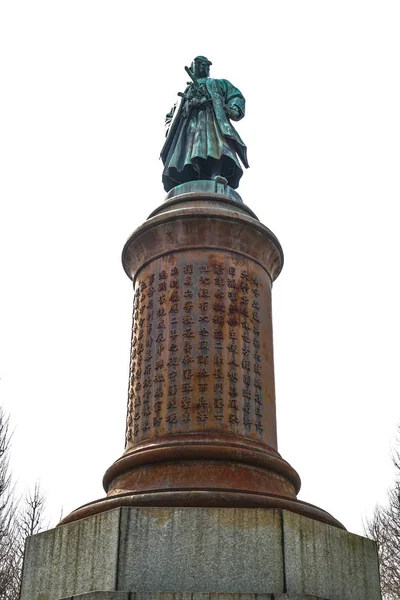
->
[122,202,283,284]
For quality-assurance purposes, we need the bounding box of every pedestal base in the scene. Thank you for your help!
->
[59,594,349,600]
[20,508,380,600]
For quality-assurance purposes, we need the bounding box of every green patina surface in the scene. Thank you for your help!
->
[161,57,249,193]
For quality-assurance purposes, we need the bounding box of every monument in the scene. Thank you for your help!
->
[20,58,382,600]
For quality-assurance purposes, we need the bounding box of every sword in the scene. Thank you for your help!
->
[185,66,201,90]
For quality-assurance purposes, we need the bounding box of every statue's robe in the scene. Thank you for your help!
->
[161,78,249,192]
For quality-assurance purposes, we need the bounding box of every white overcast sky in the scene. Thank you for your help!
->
[1,1,400,535]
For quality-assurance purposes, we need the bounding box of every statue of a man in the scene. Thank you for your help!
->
[161,56,249,192]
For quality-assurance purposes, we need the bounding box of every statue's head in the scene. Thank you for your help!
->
[192,56,212,78]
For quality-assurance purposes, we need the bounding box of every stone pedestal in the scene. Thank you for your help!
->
[20,507,381,600]
[20,183,381,599]
[60,183,342,530]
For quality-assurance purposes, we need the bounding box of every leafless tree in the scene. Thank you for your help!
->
[366,441,400,600]
[16,482,46,562]
[0,408,19,600]
[0,407,48,599]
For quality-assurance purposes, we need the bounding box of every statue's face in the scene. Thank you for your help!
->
[194,61,210,78]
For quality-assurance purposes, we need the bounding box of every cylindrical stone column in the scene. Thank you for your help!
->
[105,194,298,498]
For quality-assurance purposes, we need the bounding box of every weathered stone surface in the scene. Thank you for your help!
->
[132,595,272,600]
[117,507,284,593]
[20,507,381,600]
[128,595,324,600]
[61,594,327,600]
[131,595,325,600]
[20,509,120,600]
[283,511,381,600]
[61,593,129,600]
[62,595,274,600]
[275,596,329,600]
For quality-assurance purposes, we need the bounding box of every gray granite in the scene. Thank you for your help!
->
[130,596,273,600]
[64,596,273,600]
[64,594,129,600]
[117,507,284,593]
[129,595,324,600]
[20,508,121,600]
[275,596,329,600]
[282,511,381,600]
[62,594,327,600]
[20,507,382,600]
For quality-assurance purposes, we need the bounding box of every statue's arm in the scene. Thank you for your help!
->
[220,79,245,121]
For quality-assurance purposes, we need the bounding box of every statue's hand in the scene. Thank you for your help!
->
[224,105,240,120]
[187,97,207,111]
[183,97,197,116]
[184,95,209,115]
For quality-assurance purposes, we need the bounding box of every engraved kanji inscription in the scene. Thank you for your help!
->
[126,254,269,445]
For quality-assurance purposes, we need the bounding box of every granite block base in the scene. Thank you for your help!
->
[20,508,381,600]
[61,594,330,600]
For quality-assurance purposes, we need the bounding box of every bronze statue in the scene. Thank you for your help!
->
[161,56,249,192]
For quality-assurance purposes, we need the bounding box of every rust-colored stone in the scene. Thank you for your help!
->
[60,187,344,530]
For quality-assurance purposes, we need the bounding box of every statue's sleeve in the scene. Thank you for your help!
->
[165,104,176,137]
[220,79,246,121]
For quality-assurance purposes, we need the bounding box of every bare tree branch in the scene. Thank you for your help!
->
[16,481,47,566]
[0,407,20,600]
[0,407,48,600]
[366,429,400,600]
